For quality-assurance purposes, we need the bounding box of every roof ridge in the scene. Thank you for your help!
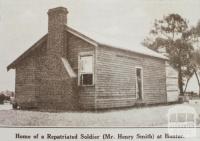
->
[65,25,168,60]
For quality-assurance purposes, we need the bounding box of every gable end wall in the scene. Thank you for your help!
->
[15,41,47,108]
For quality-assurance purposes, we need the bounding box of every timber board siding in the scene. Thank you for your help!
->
[67,32,95,70]
[165,62,179,102]
[67,31,96,109]
[15,52,37,107]
[95,45,167,109]
[15,41,47,108]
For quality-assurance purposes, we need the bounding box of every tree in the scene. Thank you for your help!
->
[143,14,194,96]
[183,57,195,94]
[191,49,200,96]
[184,21,200,96]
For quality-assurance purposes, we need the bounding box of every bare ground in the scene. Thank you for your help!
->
[0,101,200,127]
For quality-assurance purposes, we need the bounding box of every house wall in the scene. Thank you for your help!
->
[15,40,80,110]
[67,32,95,109]
[165,62,179,102]
[95,45,167,109]
[158,47,179,102]
[15,58,36,108]
[15,41,47,108]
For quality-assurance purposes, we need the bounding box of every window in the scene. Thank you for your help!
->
[79,54,94,86]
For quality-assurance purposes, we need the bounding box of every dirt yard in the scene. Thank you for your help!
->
[0,101,200,127]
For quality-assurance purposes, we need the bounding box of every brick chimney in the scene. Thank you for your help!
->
[45,7,68,79]
[47,7,68,57]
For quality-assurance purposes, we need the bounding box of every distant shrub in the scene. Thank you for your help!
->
[0,94,5,104]
[4,95,10,101]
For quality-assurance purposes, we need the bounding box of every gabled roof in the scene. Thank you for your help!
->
[66,25,168,60]
[7,26,167,71]
[7,34,47,71]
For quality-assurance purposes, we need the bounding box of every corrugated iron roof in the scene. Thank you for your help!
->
[67,25,168,60]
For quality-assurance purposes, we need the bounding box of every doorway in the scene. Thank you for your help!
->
[136,67,143,100]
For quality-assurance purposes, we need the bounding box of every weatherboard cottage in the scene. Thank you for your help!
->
[7,7,178,110]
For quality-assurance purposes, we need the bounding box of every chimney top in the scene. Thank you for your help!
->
[47,7,68,15]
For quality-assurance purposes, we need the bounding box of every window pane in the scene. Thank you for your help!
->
[81,74,93,85]
[80,55,93,73]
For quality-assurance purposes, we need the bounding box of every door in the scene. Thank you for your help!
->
[136,67,143,100]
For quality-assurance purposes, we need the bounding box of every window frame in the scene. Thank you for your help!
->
[78,52,95,86]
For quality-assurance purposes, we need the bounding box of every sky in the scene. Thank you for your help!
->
[0,0,200,91]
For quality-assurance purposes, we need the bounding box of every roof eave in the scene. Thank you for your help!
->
[7,65,14,71]
[100,43,169,61]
